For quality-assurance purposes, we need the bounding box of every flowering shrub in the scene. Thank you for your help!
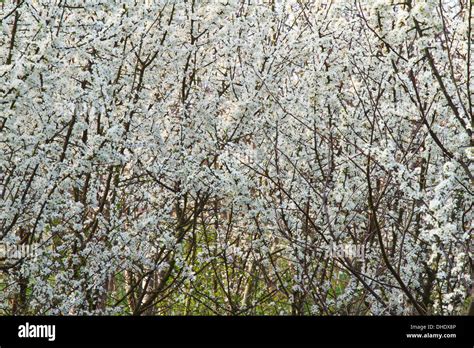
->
[0,0,472,315]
